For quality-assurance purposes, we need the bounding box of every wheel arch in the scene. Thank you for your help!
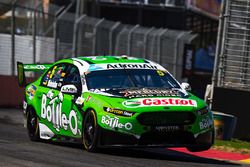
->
[26,104,38,117]
[82,107,97,118]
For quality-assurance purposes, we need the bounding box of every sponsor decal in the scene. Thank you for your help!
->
[51,66,57,76]
[75,96,84,105]
[157,70,165,76]
[24,65,47,70]
[182,44,194,77]
[47,80,58,88]
[155,126,180,132]
[85,96,103,108]
[61,72,66,77]
[120,88,182,98]
[107,63,157,69]
[101,115,132,130]
[39,123,55,139]
[88,64,104,71]
[58,82,62,87]
[26,84,37,100]
[61,85,77,94]
[199,116,213,130]
[87,63,165,71]
[103,107,135,117]
[89,57,107,61]
[41,92,78,135]
[89,89,114,96]
[86,95,92,102]
[123,100,141,108]
[123,98,197,108]
[47,90,54,99]
[42,71,51,86]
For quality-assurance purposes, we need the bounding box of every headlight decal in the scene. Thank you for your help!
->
[197,107,209,115]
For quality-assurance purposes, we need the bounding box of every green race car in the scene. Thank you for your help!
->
[17,55,214,152]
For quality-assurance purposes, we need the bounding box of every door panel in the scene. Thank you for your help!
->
[59,93,82,138]
[58,64,83,138]
[37,63,68,139]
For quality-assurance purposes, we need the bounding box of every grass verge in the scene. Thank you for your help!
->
[212,139,250,154]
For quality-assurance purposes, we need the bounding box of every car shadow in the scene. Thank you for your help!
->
[97,147,240,166]
[47,141,240,166]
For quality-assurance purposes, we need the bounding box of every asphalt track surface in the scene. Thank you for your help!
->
[0,108,249,167]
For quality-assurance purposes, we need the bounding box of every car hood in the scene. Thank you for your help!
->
[88,88,206,112]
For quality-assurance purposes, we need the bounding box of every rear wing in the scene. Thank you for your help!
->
[17,62,52,87]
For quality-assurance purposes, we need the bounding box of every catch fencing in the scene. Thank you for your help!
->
[0,1,57,76]
[72,15,196,81]
[213,0,250,91]
[0,0,196,81]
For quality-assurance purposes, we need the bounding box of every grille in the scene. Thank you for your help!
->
[139,131,195,145]
[137,112,196,126]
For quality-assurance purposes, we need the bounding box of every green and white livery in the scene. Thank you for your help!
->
[18,55,214,152]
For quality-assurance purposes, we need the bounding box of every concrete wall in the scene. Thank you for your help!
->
[0,75,34,108]
[0,33,55,76]
[212,87,250,140]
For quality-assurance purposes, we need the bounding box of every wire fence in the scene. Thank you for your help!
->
[98,0,185,7]
[0,0,196,81]
[0,1,57,76]
[213,0,250,91]
[72,14,196,81]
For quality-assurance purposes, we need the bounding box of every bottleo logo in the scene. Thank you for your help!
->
[41,91,78,135]
[101,115,132,130]
[122,98,197,108]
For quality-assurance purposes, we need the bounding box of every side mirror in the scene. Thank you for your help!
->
[181,82,191,91]
[61,84,78,94]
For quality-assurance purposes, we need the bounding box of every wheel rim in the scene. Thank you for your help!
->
[83,111,96,148]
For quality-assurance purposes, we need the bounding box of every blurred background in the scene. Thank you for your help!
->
[0,0,219,100]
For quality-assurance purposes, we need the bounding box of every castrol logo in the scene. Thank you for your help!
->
[122,98,197,108]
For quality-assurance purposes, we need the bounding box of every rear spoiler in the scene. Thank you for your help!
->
[17,62,52,87]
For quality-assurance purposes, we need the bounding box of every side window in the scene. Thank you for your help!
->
[41,64,68,89]
[63,65,82,93]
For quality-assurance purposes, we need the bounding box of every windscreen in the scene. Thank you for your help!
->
[85,69,181,90]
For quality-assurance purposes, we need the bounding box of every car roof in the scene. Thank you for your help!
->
[76,55,147,64]
[56,55,167,74]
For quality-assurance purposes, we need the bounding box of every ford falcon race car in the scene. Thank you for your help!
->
[17,55,214,152]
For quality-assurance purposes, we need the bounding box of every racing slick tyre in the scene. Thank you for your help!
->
[187,144,212,152]
[82,109,100,152]
[26,108,40,141]
[187,130,214,152]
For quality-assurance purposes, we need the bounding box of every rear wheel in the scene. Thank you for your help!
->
[26,108,40,141]
[82,109,99,152]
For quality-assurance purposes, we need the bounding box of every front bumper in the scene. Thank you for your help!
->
[98,126,214,148]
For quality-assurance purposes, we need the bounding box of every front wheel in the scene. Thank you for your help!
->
[26,108,40,141]
[187,144,212,152]
[187,130,214,152]
[82,110,100,152]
